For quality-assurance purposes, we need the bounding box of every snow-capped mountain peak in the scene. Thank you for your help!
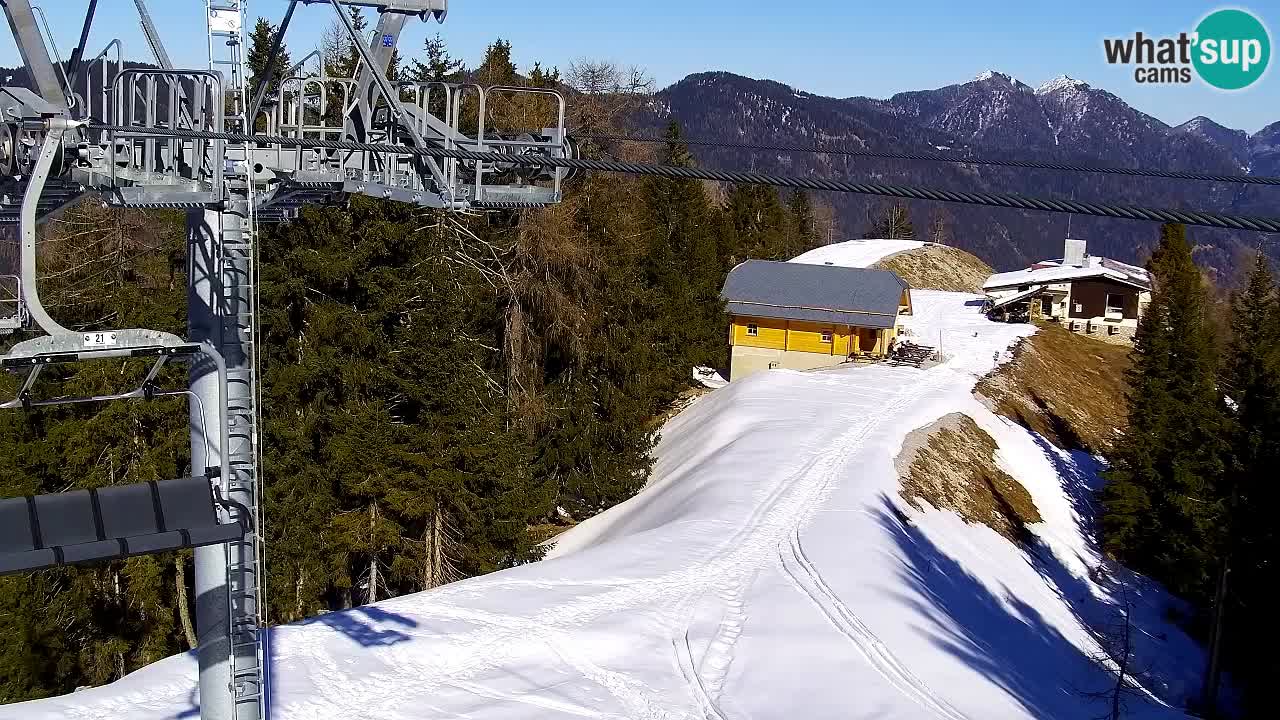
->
[1036,75,1089,95]
[1180,115,1214,131]
[973,70,1018,86]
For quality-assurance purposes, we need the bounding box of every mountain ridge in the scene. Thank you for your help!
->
[646,69,1274,276]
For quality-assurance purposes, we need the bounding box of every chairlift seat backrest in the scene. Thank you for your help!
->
[0,477,244,576]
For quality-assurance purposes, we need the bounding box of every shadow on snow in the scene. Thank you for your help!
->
[172,604,419,718]
[875,484,1200,720]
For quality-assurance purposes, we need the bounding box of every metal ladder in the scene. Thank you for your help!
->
[207,1,266,718]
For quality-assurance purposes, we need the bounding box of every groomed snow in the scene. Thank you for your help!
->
[790,238,924,269]
[5,275,1204,720]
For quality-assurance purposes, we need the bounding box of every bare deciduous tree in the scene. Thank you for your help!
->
[1078,568,1155,720]
[928,208,953,245]
[564,59,653,137]
[864,201,915,240]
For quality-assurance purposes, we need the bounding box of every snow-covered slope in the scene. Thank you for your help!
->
[789,238,923,268]
[6,270,1203,720]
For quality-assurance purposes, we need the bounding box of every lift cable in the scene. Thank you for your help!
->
[575,132,1280,188]
[94,123,1280,234]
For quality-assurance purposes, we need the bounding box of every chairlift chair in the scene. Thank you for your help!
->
[0,476,249,576]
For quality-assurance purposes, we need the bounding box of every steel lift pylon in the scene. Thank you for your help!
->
[0,1,572,718]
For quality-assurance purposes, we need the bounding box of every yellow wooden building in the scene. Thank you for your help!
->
[721,260,913,380]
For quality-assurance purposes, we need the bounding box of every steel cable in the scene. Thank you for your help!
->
[577,132,1280,187]
[94,123,1280,233]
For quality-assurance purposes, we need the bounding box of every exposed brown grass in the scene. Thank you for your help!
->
[651,385,714,429]
[528,521,579,545]
[976,322,1131,455]
[898,413,1042,544]
[874,243,994,293]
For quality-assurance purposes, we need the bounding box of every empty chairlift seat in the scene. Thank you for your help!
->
[0,477,246,576]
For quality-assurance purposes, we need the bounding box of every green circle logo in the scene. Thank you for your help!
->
[1192,9,1271,90]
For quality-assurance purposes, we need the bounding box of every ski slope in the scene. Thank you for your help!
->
[5,241,1205,720]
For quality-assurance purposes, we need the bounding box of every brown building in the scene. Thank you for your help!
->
[983,239,1151,344]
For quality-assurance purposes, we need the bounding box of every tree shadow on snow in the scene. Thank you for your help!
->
[875,494,1196,719]
[1019,433,1206,707]
[1028,431,1105,540]
[172,686,199,719]
[165,606,418,718]
[301,604,419,648]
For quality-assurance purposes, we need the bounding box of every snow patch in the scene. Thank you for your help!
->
[1036,75,1089,95]
[974,70,1008,82]
[789,238,924,268]
[693,366,728,389]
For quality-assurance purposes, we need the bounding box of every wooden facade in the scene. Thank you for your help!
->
[1066,278,1141,320]
[729,316,894,357]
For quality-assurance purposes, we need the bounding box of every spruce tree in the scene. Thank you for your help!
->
[1217,251,1280,710]
[639,122,727,374]
[246,18,291,100]
[409,33,465,83]
[725,184,791,261]
[1101,223,1226,602]
[475,38,517,86]
[786,190,817,258]
[259,196,553,614]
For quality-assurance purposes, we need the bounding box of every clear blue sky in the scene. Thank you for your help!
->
[4,1,1276,132]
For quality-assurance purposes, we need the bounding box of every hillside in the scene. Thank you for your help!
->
[873,243,994,293]
[977,323,1132,456]
[6,241,1203,720]
[790,238,993,293]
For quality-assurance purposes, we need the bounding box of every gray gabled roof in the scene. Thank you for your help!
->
[720,260,908,329]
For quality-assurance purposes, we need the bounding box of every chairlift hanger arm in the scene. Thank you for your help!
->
[131,0,174,69]
[328,0,453,197]
[246,0,299,125]
[65,0,101,93]
[28,5,74,108]
[19,125,73,335]
[0,0,67,110]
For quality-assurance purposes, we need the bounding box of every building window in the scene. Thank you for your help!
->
[1074,302,1083,313]
[1105,293,1124,315]
[820,330,833,343]
[746,324,759,337]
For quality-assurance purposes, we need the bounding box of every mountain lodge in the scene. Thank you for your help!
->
[720,260,913,381]
[982,239,1151,344]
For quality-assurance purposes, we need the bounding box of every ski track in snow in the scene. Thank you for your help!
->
[671,294,958,717]
[282,354,954,719]
[673,632,729,720]
[775,367,970,720]
[782,532,969,720]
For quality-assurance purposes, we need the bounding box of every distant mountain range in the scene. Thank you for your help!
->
[645,70,1280,277]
